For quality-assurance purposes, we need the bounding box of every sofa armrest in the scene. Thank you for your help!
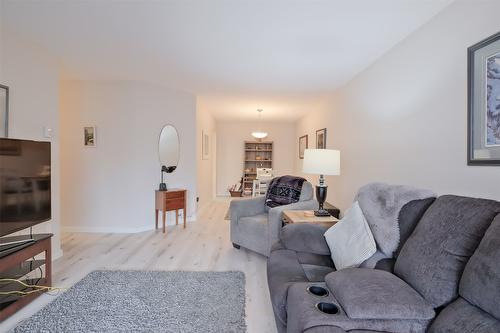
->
[279,223,331,255]
[268,199,319,250]
[325,268,435,320]
[229,196,266,223]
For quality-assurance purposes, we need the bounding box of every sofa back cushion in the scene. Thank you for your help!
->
[299,181,313,201]
[459,213,500,320]
[394,195,500,308]
[395,198,435,256]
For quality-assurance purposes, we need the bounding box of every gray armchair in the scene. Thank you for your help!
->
[229,181,316,257]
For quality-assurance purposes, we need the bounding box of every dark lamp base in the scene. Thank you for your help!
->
[314,209,331,217]
[159,183,167,191]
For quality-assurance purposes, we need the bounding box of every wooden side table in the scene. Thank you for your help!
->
[282,210,339,228]
[0,234,52,321]
[155,189,187,233]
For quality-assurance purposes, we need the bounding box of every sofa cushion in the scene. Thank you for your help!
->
[324,201,377,270]
[394,195,500,308]
[428,297,500,333]
[280,223,331,255]
[459,213,500,320]
[395,197,435,256]
[325,268,434,320]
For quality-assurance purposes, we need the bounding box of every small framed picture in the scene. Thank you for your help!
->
[84,126,96,147]
[299,135,308,159]
[202,130,210,160]
[468,31,500,165]
[316,128,327,149]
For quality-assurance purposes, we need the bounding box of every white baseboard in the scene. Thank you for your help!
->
[62,215,197,234]
[52,248,63,260]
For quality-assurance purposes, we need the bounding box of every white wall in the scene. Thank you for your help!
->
[0,28,62,257]
[216,121,296,196]
[60,81,197,232]
[196,99,216,210]
[295,0,500,212]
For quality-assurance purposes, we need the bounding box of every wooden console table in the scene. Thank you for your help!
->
[0,233,52,321]
[155,189,187,233]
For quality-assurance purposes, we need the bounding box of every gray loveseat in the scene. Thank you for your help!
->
[230,180,316,257]
[267,194,500,332]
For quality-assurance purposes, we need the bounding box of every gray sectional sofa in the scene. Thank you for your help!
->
[267,194,500,333]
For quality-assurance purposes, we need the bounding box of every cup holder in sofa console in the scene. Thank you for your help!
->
[315,302,339,315]
[307,286,329,297]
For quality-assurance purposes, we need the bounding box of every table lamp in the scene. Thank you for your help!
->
[302,149,340,216]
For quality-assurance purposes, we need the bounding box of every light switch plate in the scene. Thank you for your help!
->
[43,126,53,138]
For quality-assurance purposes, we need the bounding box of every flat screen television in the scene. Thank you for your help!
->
[0,138,51,238]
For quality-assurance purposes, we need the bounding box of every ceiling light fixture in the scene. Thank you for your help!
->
[251,109,268,139]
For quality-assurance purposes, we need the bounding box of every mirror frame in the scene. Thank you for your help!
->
[158,124,180,171]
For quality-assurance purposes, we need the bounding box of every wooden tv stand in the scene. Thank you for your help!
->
[0,233,52,321]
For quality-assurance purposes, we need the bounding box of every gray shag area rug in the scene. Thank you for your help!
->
[13,270,246,333]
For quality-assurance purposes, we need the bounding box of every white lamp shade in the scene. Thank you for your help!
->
[303,149,340,175]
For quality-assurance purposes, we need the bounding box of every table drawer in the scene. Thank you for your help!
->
[165,198,184,210]
[165,191,185,199]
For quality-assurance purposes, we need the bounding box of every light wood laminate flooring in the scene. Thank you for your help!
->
[0,199,277,333]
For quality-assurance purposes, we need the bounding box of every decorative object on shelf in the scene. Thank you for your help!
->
[158,125,180,190]
[316,128,327,149]
[83,126,96,147]
[251,109,268,140]
[299,134,308,159]
[468,31,500,165]
[303,149,340,216]
[0,85,9,138]
[202,130,210,160]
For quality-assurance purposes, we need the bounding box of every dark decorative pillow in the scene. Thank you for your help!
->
[265,175,306,208]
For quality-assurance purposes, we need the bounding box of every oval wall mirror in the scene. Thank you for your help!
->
[158,124,180,172]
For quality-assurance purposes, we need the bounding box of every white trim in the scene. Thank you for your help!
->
[52,248,63,260]
[62,215,197,234]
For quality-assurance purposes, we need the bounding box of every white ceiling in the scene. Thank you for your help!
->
[2,0,453,120]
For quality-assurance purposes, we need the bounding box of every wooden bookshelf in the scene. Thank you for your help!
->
[243,141,273,196]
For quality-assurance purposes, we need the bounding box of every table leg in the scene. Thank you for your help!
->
[184,195,187,228]
[162,210,166,234]
[45,239,52,287]
[155,209,159,229]
[176,209,179,225]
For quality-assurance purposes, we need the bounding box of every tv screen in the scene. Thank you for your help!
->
[0,138,51,237]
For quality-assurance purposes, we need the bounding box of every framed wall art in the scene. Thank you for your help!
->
[316,128,327,149]
[84,126,96,147]
[202,130,210,160]
[299,134,308,159]
[468,31,500,165]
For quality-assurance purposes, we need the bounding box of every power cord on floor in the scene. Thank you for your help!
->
[0,279,66,296]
